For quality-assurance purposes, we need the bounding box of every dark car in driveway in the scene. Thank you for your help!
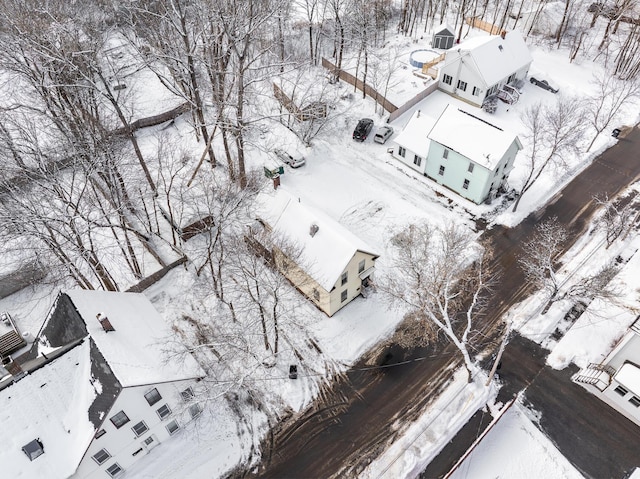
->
[530,77,558,93]
[353,118,374,141]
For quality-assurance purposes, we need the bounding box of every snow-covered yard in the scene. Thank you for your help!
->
[2,9,640,479]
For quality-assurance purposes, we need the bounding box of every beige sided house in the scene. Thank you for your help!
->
[257,191,379,317]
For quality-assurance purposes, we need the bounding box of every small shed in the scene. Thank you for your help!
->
[432,24,455,50]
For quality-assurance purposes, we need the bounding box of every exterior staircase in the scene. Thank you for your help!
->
[0,312,26,357]
[573,363,615,391]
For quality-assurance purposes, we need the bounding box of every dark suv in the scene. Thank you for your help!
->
[353,118,374,141]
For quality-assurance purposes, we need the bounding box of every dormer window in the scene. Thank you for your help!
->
[22,439,44,461]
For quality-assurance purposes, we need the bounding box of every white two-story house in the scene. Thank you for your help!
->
[393,105,522,204]
[256,190,379,317]
[437,30,532,107]
[0,290,205,479]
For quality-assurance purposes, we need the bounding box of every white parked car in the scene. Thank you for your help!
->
[373,126,393,144]
[274,149,306,168]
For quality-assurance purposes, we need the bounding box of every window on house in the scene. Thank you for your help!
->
[438,165,445,176]
[22,439,44,461]
[106,463,124,478]
[312,288,320,301]
[468,163,475,173]
[494,168,499,177]
[472,86,480,96]
[443,149,449,159]
[358,260,366,274]
[413,155,422,166]
[95,429,106,439]
[92,449,111,465]
[166,420,180,435]
[341,271,348,286]
[614,385,629,396]
[463,179,470,190]
[181,387,195,402]
[157,404,172,420]
[189,403,202,419]
[109,411,130,429]
[132,421,149,437]
[629,396,640,407]
[443,74,453,85]
[457,80,467,91]
[341,289,348,303]
[398,146,406,158]
[144,388,162,406]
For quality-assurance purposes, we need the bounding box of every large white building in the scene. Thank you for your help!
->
[437,31,533,107]
[0,291,205,479]
[574,314,640,427]
[392,105,522,204]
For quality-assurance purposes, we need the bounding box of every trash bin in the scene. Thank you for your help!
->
[289,365,298,379]
[612,128,621,138]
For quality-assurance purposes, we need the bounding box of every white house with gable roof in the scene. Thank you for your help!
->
[0,291,205,479]
[437,30,532,107]
[393,105,522,204]
[256,190,379,317]
[573,314,640,428]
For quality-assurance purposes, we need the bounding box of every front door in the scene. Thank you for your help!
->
[142,434,160,452]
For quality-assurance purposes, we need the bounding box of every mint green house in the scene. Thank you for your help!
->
[392,105,522,204]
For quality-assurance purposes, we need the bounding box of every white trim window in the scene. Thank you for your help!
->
[468,163,474,173]
[413,155,422,166]
[463,179,470,190]
[443,74,453,85]
[157,404,172,420]
[438,165,445,176]
[92,448,111,465]
[398,146,406,158]
[166,420,180,435]
[132,421,149,437]
[106,463,124,478]
[457,80,467,91]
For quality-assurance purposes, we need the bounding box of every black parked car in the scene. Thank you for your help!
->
[530,77,558,93]
[353,118,374,141]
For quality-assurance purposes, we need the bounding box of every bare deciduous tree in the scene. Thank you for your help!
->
[382,223,494,381]
[513,97,587,211]
[585,72,640,151]
[594,193,638,247]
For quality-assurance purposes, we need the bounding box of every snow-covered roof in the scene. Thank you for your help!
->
[615,362,640,396]
[0,341,95,479]
[393,110,437,158]
[65,290,205,387]
[428,105,521,169]
[450,30,532,87]
[434,23,454,36]
[257,190,379,291]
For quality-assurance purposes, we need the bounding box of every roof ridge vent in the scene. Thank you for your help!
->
[96,313,115,333]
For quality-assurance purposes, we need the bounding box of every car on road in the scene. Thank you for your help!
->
[353,118,374,141]
[274,149,306,168]
[373,126,394,144]
[529,76,558,93]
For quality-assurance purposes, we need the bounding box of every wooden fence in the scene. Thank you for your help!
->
[126,256,188,293]
[388,81,440,123]
[465,16,506,35]
[112,102,191,136]
[321,57,398,113]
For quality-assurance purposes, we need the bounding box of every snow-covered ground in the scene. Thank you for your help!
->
[3,14,640,479]
[447,403,585,479]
